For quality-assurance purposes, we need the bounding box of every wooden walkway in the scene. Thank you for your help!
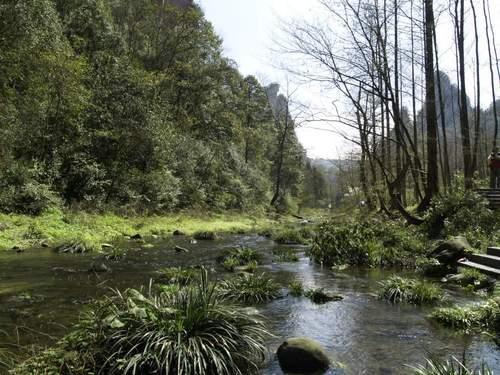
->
[458,246,500,276]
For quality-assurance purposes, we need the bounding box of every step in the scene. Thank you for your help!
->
[487,247,500,257]
[458,260,500,276]
[467,253,500,268]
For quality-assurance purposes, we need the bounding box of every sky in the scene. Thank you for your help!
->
[197,0,500,160]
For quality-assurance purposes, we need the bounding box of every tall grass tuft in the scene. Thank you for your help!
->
[218,273,281,304]
[12,270,270,375]
[378,276,444,305]
[411,357,492,375]
[430,299,500,331]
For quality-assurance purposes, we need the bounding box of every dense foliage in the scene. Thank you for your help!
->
[0,0,307,214]
[309,218,427,267]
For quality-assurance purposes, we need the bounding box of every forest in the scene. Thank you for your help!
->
[0,0,329,216]
[1,0,500,374]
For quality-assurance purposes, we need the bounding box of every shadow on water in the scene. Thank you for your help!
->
[1,233,500,374]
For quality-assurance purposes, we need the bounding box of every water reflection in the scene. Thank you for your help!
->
[0,234,499,374]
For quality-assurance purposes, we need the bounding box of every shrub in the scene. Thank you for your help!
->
[13,271,270,375]
[309,219,427,268]
[424,186,496,239]
[309,221,371,266]
[411,357,492,375]
[217,273,281,304]
[0,162,61,215]
[378,276,444,305]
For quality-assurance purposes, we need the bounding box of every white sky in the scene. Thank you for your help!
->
[197,0,500,160]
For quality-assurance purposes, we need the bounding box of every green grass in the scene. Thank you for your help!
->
[220,247,262,272]
[273,248,300,262]
[0,208,276,251]
[378,276,444,305]
[217,273,281,304]
[411,357,492,375]
[11,271,270,375]
[272,226,312,245]
[156,267,200,286]
[430,299,500,331]
[288,280,304,296]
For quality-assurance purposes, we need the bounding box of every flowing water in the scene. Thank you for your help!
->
[1,233,500,374]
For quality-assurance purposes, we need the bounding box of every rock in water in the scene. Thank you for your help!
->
[430,236,471,265]
[193,231,218,241]
[173,230,185,236]
[130,234,142,240]
[175,245,189,253]
[277,337,330,374]
[88,262,111,273]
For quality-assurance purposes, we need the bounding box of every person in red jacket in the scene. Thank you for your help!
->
[488,147,500,188]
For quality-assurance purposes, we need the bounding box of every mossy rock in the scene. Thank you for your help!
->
[429,236,471,266]
[193,231,218,241]
[277,337,330,374]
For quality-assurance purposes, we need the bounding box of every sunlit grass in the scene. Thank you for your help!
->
[217,273,281,304]
[0,209,276,251]
[378,276,444,305]
[411,357,492,375]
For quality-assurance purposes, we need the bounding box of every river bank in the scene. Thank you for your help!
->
[0,209,311,252]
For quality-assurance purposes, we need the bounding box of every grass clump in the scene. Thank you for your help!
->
[55,237,101,254]
[12,271,270,375]
[221,247,261,272]
[378,276,444,305]
[288,280,304,297]
[156,267,200,286]
[218,273,281,304]
[273,248,299,262]
[272,226,312,245]
[0,210,276,251]
[430,299,500,331]
[304,287,343,304]
[411,357,492,375]
[102,246,127,261]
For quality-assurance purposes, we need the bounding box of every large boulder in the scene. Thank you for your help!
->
[277,337,330,374]
[429,236,471,266]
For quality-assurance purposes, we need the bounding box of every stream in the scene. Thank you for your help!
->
[1,233,500,374]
